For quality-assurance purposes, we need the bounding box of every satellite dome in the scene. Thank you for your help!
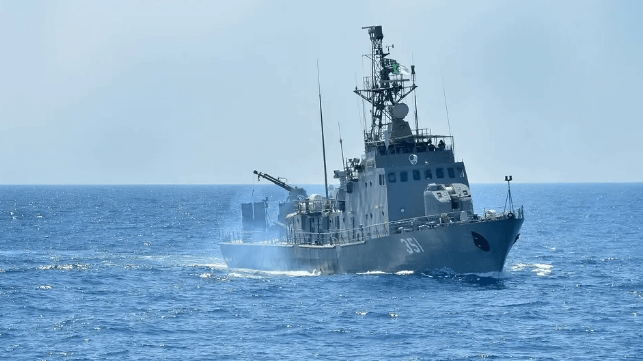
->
[392,103,409,119]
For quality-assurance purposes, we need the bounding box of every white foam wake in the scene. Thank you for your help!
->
[511,263,553,276]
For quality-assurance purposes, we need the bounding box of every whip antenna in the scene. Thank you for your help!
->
[338,123,346,169]
[412,53,419,135]
[317,59,329,199]
[442,77,452,138]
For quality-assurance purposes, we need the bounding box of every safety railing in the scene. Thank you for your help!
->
[295,199,337,214]
[223,206,523,245]
[364,129,454,148]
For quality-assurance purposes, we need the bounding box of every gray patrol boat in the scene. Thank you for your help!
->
[220,26,524,274]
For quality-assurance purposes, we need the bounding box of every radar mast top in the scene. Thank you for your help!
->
[354,26,417,145]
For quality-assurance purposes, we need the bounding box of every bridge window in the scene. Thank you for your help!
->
[457,167,466,178]
[425,169,433,179]
[388,172,396,183]
[379,174,385,185]
[412,169,421,181]
[400,171,408,182]
[448,167,455,178]
[436,168,444,179]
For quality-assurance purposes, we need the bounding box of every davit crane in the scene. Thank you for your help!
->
[253,170,307,202]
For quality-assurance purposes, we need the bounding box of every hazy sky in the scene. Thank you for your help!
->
[1,0,642,184]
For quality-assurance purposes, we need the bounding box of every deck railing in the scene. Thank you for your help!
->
[224,206,524,245]
[295,199,337,213]
[364,128,455,151]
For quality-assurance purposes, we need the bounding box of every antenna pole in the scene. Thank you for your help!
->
[442,77,452,138]
[338,123,346,170]
[412,63,418,135]
[504,175,514,213]
[317,60,329,199]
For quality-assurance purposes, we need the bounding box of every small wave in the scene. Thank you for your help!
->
[470,271,505,279]
[356,271,389,275]
[194,262,229,270]
[395,270,415,276]
[511,263,553,276]
[222,267,320,278]
[420,269,506,286]
[261,269,319,277]
[600,257,618,262]
[37,263,91,271]
[38,285,53,290]
[39,264,72,271]
[226,272,263,279]
[330,328,350,333]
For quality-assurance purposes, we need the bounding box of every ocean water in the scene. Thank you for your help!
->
[1,183,642,360]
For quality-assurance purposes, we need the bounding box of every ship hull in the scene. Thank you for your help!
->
[220,218,523,274]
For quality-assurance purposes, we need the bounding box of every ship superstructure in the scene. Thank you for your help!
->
[220,26,524,274]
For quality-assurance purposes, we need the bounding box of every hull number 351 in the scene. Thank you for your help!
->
[400,237,424,254]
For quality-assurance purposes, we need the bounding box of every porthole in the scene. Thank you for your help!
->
[400,208,405,213]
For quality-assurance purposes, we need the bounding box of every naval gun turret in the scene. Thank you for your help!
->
[424,183,474,222]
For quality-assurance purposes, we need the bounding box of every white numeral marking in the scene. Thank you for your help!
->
[414,237,424,252]
[400,237,424,254]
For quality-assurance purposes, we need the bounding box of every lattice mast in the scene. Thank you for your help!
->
[354,26,417,146]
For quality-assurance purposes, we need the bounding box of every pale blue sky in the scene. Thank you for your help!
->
[1,0,642,184]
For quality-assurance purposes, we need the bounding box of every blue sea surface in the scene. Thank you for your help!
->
[1,183,642,360]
